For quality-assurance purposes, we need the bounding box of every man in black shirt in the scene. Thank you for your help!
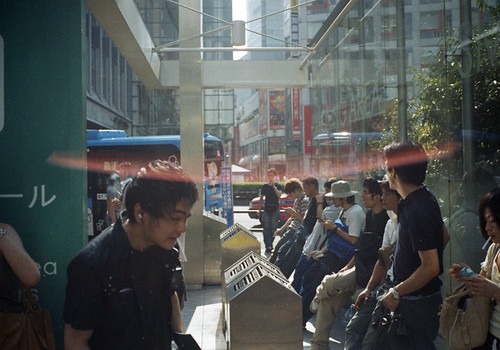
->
[259,168,284,253]
[64,160,199,350]
[381,141,445,349]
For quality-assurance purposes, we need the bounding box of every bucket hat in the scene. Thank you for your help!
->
[328,180,358,198]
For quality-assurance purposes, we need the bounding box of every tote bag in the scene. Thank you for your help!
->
[0,288,56,350]
[439,244,500,350]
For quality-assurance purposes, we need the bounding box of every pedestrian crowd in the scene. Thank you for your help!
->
[265,140,499,350]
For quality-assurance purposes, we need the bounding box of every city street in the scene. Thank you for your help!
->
[231,205,267,254]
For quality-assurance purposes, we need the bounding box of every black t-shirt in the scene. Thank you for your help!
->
[394,186,444,296]
[302,196,319,235]
[64,220,178,349]
[354,209,389,287]
[260,183,284,211]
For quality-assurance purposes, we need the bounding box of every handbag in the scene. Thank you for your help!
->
[438,244,500,350]
[0,288,56,350]
[173,332,202,350]
[371,307,411,350]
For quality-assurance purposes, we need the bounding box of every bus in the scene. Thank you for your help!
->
[86,129,224,235]
[311,132,383,178]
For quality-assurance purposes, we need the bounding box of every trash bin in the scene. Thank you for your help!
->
[225,263,302,349]
[224,251,284,284]
[203,212,227,285]
[220,223,261,272]
[221,251,285,333]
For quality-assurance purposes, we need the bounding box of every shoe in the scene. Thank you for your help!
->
[265,247,273,253]
[310,298,319,313]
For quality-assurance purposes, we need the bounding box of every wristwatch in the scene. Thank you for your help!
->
[0,228,6,239]
[389,287,400,300]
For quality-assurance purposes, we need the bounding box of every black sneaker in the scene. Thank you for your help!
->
[265,247,273,253]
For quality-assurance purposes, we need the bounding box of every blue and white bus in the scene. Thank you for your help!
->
[86,129,224,235]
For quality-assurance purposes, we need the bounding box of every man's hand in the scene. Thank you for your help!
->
[354,288,371,310]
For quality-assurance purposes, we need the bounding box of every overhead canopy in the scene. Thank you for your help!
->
[268,153,286,164]
[232,164,251,174]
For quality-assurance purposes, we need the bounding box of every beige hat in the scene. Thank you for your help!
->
[329,180,358,198]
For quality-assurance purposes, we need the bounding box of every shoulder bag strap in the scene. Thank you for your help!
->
[487,244,500,279]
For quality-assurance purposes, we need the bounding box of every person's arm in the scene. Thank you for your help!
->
[340,256,355,271]
[171,292,184,333]
[259,187,265,216]
[0,224,40,287]
[443,223,450,247]
[324,220,359,245]
[275,216,292,236]
[354,259,388,309]
[64,324,93,350]
[383,248,440,311]
[315,195,324,219]
[273,185,282,198]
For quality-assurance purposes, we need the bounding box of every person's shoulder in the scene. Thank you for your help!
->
[352,203,365,214]
[69,225,119,269]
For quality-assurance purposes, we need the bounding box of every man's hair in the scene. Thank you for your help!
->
[345,195,355,205]
[383,141,428,185]
[380,180,401,199]
[125,159,198,223]
[302,176,318,189]
[479,187,500,240]
[363,177,382,196]
[267,168,277,175]
[284,178,303,194]
[323,178,337,191]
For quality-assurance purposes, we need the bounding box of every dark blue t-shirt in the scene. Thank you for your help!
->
[394,186,444,296]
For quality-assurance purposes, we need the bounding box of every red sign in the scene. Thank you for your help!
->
[304,105,311,155]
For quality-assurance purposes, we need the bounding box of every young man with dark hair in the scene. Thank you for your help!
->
[269,178,308,267]
[273,176,323,278]
[64,160,199,350]
[380,141,445,349]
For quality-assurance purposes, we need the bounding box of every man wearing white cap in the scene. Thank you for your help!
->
[300,180,365,328]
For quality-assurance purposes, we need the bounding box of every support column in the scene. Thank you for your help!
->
[179,0,205,285]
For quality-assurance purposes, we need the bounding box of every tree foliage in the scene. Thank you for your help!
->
[375,1,500,180]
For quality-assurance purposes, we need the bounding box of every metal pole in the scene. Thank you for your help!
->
[460,0,474,175]
[396,0,408,141]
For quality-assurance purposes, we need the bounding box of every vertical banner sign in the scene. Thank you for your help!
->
[304,106,312,155]
[292,88,301,139]
[290,0,299,58]
[221,165,234,227]
[269,89,286,130]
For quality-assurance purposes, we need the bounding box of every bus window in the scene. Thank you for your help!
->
[311,132,382,178]
[87,130,224,236]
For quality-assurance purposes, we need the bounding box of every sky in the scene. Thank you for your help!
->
[232,0,247,59]
[232,0,246,21]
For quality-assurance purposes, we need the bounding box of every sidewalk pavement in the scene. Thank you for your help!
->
[181,283,344,349]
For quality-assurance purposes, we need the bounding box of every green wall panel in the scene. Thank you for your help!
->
[0,1,86,347]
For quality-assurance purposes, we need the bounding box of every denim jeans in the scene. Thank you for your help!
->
[291,254,315,293]
[345,293,377,350]
[363,291,442,350]
[262,208,280,248]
